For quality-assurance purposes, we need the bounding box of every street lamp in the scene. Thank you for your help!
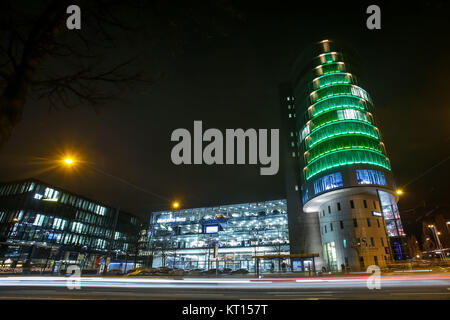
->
[172,201,180,210]
[427,224,445,260]
[395,189,404,196]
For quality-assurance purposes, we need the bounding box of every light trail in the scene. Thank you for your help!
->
[0,274,448,289]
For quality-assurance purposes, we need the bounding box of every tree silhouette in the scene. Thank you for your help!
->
[0,0,244,148]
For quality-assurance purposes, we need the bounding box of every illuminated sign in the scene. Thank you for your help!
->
[205,225,219,234]
[156,217,186,223]
[372,211,383,217]
[34,194,43,200]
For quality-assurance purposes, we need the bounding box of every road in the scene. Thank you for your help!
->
[0,274,449,300]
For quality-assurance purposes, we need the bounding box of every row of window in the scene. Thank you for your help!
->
[336,237,385,249]
[314,62,346,77]
[0,182,35,197]
[321,198,379,216]
[310,84,371,105]
[59,193,106,216]
[311,72,352,90]
[306,121,379,149]
[306,135,383,164]
[309,95,369,118]
[305,149,391,180]
[356,169,387,186]
[303,169,389,205]
[322,217,382,234]
[303,109,372,142]
[313,172,343,194]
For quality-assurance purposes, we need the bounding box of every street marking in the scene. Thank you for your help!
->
[390,292,450,295]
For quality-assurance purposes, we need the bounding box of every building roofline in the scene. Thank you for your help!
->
[0,177,141,219]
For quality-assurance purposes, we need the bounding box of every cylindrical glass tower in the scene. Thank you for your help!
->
[292,39,404,271]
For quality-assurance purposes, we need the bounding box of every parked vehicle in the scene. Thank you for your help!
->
[106,269,124,275]
[231,268,249,274]
[125,268,157,276]
[169,268,184,276]
[187,269,203,275]
[201,269,218,274]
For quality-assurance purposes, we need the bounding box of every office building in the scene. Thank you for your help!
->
[144,200,300,272]
[0,179,142,273]
[280,39,406,271]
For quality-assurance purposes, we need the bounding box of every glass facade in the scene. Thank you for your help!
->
[299,43,391,181]
[356,169,387,186]
[144,200,289,271]
[313,172,343,195]
[0,179,142,274]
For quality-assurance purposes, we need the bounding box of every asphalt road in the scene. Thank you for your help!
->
[0,274,449,300]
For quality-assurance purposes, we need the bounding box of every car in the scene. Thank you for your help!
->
[231,268,249,274]
[186,269,203,275]
[106,268,124,275]
[153,267,172,275]
[169,268,184,276]
[201,269,218,274]
[125,268,158,276]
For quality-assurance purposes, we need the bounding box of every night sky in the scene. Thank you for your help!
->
[0,1,449,224]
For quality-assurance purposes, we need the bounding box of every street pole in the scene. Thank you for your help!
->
[376,189,395,263]
[103,207,120,275]
[431,225,445,260]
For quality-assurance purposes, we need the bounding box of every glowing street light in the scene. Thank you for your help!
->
[172,201,180,210]
[395,189,404,196]
[64,158,74,165]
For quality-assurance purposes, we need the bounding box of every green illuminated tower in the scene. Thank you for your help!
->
[285,39,406,271]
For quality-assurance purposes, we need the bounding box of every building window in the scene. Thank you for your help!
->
[380,238,384,247]
[363,200,367,208]
[328,206,331,214]
[330,223,333,231]
[343,239,347,248]
[313,172,343,195]
[302,188,309,204]
[300,124,310,141]
[370,237,375,246]
[377,219,380,228]
[324,225,327,233]
[337,202,341,211]
[350,200,354,209]
[367,218,371,227]
[353,218,358,227]
[373,201,377,209]
[356,169,387,186]
[374,256,378,266]
[340,220,344,229]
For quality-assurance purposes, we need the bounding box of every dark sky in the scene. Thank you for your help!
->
[0,1,449,222]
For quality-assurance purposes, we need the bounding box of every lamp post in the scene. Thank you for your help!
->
[427,224,445,260]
